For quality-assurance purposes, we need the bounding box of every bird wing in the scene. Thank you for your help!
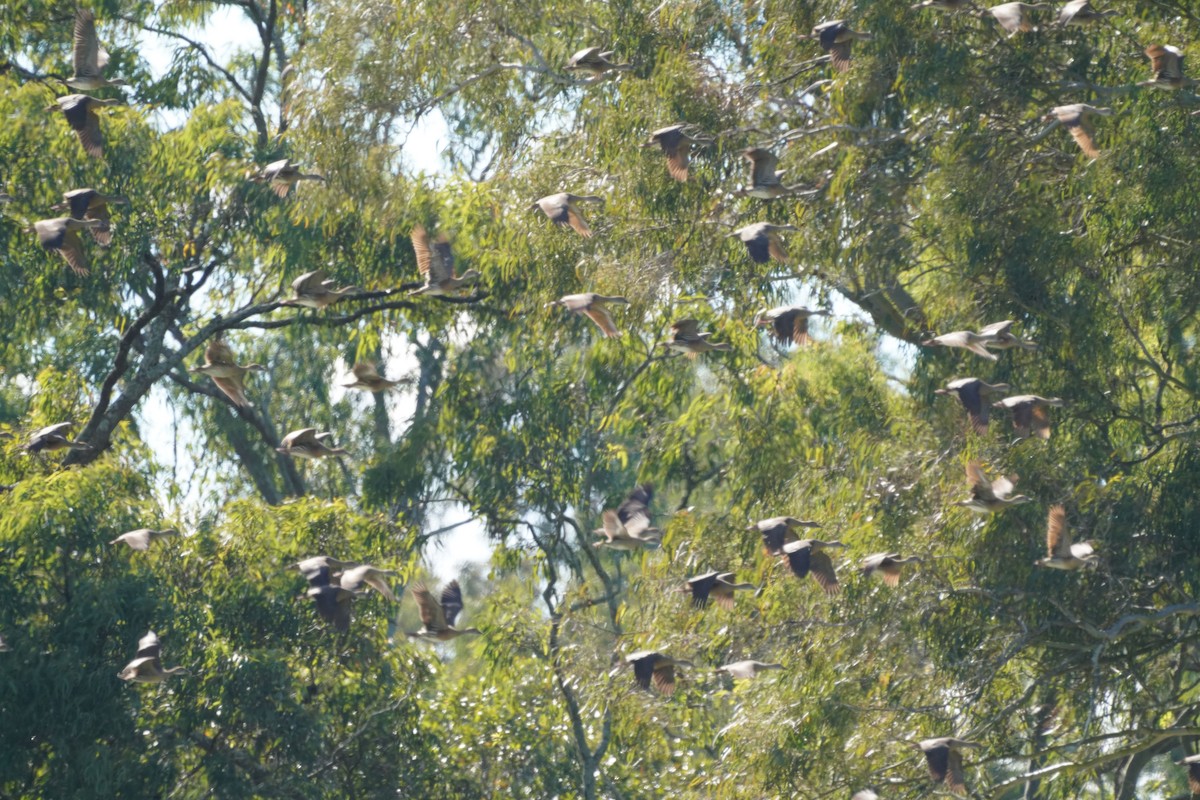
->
[302,565,334,588]
[617,484,653,525]
[990,474,1017,500]
[441,580,465,627]
[923,744,951,783]
[86,201,113,245]
[583,306,619,337]
[687,573,718,609]
[342,566,398,602]
[652,663,678,695]
[808,549,840,594]
[57,228,89,275]
[630,654,657,690]
[285,428,321,448]
[431,236,456,282]
[118,529,153,550]
[352,362,382,381]
[135,631,161,659]
[966,461,996,500]
[767,233,790,264]
[599,510,624,541]
[761,523,796,555]
[946,748,968,795]
[623,511,657,540]
[1146,45,1180,80]
[1010,401,1034,437]
[75,104,105,159]
[671,319,702,338]
[1030,404,1052,439]
[743,234,771,264]
[211,376,250,407]
[205,337,241,369]
[412,583,448,630]
[36,422,76,439]
[568,46,602,67]
[1047,505,1071,557]
[1062,114,1101,158]
[411,226,435,280]
[655,131,691,181]
[746,148,780,185]
[978,320,1014,337]
[956,381,988,435]
[73,9,103,77]
[826,39,853,72]
[990,3,1027,33]
[565,204,593,237]
[292,270,326,294]
[783,542,812,578]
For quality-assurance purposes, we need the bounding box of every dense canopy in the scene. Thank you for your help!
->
[3,0,1200,797]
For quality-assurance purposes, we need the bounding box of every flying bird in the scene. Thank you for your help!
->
[1140,45,1194,90]
[779,539,848,594]
[410,226,481,296]
[912,737,981,797]
[23,422,90,454]
[738,148,810,200]
[66,9,127,91]
[110,528,180,551]
[983,2,1050,34]
[623,651,694,695]
[47,94,123,158]
[1035,505,1099,570]
[641,124,713,182]
[979,320,1037,351]
[565,47,632,76]
[749,516,823,555]
[957,460,1032,514]
[934,378,1012,435]
[281,269,361,309]
[530,192,605,237]
[859,553,923,586]
[32,217,104,275]
[1056,0,1115,25]
[678,571,756,610]
[118,631,188,683]
[1044,104,1113,159]
[189,335,266,408]
[922,329,1000,360]
[304,566,355,632]
[992,394,1065,439]
[810,20,873,72]
[342,362,401,392]
[755,306,829,347]
[250,159,325,197]
[337,564,400,602]
[662,319,733,356]
[406,580,483,641]
[277,428,348,459]
[51,188,127,245]
[729,222,799,264]
[549,293,629,338]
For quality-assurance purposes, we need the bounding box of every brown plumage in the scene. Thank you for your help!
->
[282,269,361,309]
[23,422,90,454]
[679,571,756,610]
[978,320,1037,351]
[641,124,713,182]
[277,428,347,459]
[755,306,830,347]
[1036,505,1099,570]
[550,293,629,338]
[410,226,481,295]
[47,94,122,158]
[780,539,847,594]
[1045,104,1113,159]
[1176,754,1200,795]
[739,148,809,199]
[565,47,632,76]
[913,737,981,796]
[343,362,400,392]
[729,223,799,264]
[51,189,127,245]
[624,651,694,695]
[993,394,1065,439]
[811,20,873,72]
[67,9,127,91]
[749,516,822,555]
[32,217,103,274]
[859,552,922,586]
[662,318,733,356]
[1141,45,1193,90]
[934,378,1012,435]
[958,460,1032,513]
[250,159,325,197]
[407,580,483,641]
[118,631,188,683]
[531,193,604,237]
[189,335,266,408]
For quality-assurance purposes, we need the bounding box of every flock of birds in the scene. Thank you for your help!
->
[4,3,1197,796]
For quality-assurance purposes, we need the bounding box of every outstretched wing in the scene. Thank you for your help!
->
[412,583,448,631]
[440,580,466,627]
